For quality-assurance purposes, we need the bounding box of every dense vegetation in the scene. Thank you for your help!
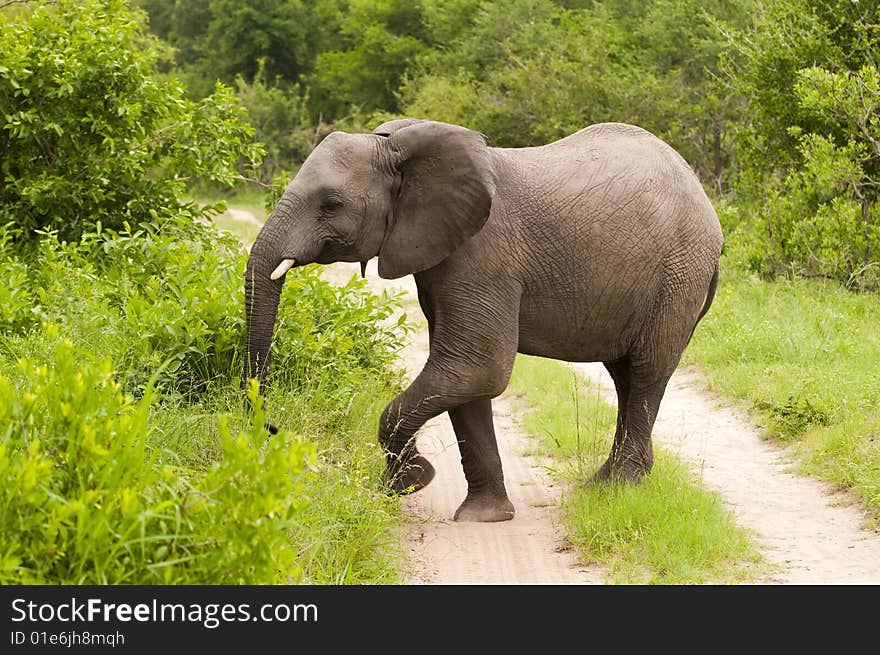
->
[1,0,409,583]
[139,0,880,289]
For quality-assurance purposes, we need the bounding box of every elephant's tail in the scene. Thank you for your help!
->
[687,262,720,344]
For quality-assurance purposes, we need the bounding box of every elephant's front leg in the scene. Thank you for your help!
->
[378,362,476,494]
[449,398,514,522]
[378,374,439,494]
[381,272,521,516]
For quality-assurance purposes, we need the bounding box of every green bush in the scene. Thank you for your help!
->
[1,212,407,399]
[0,233,408,583]
[0,0,261,241]
[0,225,36,334]
[755,396,832,439]
[0,212,409,583]
[0,0,411,586]
[0,338,313,584]
[720,1,880,289]
[272,269,409,391]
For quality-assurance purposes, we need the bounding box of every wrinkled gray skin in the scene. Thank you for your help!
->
[244,119,723,523]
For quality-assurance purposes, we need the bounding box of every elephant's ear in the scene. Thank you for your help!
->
[377,121,496,279]
[372,118,427,136]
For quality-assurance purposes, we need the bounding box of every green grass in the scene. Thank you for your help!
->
[684,261,880,525]
[508,355,763,584]
[147,377,407,584]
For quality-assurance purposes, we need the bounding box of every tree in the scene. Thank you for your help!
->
[233,63,321,182]
[720,0,880,287]
[138,0,344,99]
[400,0,747,189]
[0,0,262,240]
[308,0,429,118]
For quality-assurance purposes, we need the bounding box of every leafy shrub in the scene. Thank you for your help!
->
[755,396,831,439]
[0,224,37,334]
[0,0,261,241]
[0,338,313,584]
[0,1,411,586]
[233,65,323,184]
[400,4,634,148]
[720,2,880,289]
[1,212,407,401]
[0,215,409,583]
[732,125,879,289]
[272,270,409,392]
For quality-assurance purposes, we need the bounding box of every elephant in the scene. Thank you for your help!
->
[243,118,723,523]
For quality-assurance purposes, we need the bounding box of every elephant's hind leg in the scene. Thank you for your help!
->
[590,357,670,485]
[589,357,634,484]
[449,398,515,522]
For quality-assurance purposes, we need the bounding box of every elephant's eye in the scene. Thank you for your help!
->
[320,197,344,214]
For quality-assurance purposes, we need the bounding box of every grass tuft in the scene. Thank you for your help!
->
[508,354,762,584]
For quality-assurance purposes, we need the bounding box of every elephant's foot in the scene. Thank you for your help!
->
[453,491,515,522]
[587,456,650,486]
[387,454,435,494]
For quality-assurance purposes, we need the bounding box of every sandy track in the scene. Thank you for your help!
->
[573,363,880,584]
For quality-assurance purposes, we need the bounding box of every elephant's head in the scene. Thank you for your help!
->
[243,119,497,389]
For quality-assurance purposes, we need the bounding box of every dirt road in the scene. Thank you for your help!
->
[232,209,880,584]
[574,363,880,583]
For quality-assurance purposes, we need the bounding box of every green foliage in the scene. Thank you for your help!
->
[0,344,313,584]
[233,67,317,183]
[402,4,634,147]
[755,396,831,439]
[309,0,429,117]
[201,0,342,86]
[0,225,34,334]
[397,0,746,193]
[0,0,411,586]
[0,212,409,583]
[136,0,747,191]
[0,212,243,396]
[721,0,880,287]
[0,0,262,241]
[720,0,878,173]
[141,0,343,93]
[272,268,409,393]
[1,208,407,398]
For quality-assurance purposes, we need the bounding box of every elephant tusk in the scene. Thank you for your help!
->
[270,258,296,280]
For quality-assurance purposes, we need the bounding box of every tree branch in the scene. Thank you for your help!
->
[0,0,56,10]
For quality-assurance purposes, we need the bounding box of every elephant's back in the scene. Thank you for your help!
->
[485,123,722,361]
[493,122,722,253]
[500,122,706,203]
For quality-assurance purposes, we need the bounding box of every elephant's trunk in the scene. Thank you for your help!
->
[243,262,282,393]
[242,210,290,394]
